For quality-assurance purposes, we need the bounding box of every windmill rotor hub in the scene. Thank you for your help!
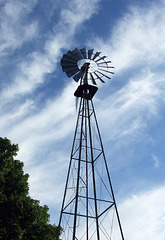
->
[78,59,98,73]
[80,62,90,72]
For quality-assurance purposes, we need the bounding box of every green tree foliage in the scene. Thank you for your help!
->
[0,137,61,240]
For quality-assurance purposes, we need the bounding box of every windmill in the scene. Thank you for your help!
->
[57,48,124,240]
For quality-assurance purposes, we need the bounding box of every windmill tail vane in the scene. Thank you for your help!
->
[57,47,125,240]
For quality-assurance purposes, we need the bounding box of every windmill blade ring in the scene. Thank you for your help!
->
[60,48,114,85]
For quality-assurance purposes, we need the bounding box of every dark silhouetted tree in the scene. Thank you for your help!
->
[0,137,61,240]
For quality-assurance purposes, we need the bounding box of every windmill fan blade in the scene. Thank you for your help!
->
[73,70,83,82]
[97,60,112,65]
[61,54,77,63]
[98,66,114,69]
[61,61,77,68]
[66,50,79,61]
[92,51,101,60]
[80,47,87,59]
[94,72,105,83]
[61,58,77,68]
[66,68,80,78]
[96,70,111,80]
[95,56,107,63]
[62,65,79,73]
[61,61,77,70]
[88,49,94,59]
[71,48,83,60]
[90,73,97,85]
[98,66,115,71]
[98,68,114,74]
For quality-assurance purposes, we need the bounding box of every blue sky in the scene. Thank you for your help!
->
[1,0,165,239]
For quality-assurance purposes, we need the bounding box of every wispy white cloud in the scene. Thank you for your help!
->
[0,0,102,192]
[0,0,38,56]
[1,51,56,101]
[151,153,160,168]
[120,184,165,240]
[0,99,35,130]
[27,151,69,206]
[1,82,76,164]
[91,0,165,73]
[60,0,99,27]
[0,0,101,103]
[96,70,165,142]
[83,0,165,160]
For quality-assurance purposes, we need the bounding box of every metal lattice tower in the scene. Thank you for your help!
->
[57,48,124,240]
